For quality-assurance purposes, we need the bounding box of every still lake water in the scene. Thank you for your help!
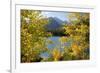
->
[47,37,61,50]
[40,36,72,59]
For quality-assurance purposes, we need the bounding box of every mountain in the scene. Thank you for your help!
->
[45,17,64,31]
[45,17,68,36]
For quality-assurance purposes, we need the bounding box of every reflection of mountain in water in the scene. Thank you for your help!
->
[45,17,68,36]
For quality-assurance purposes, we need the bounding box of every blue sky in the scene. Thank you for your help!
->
[41,11,69,21]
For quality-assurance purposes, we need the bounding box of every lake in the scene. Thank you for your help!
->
[40,36,71,59]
